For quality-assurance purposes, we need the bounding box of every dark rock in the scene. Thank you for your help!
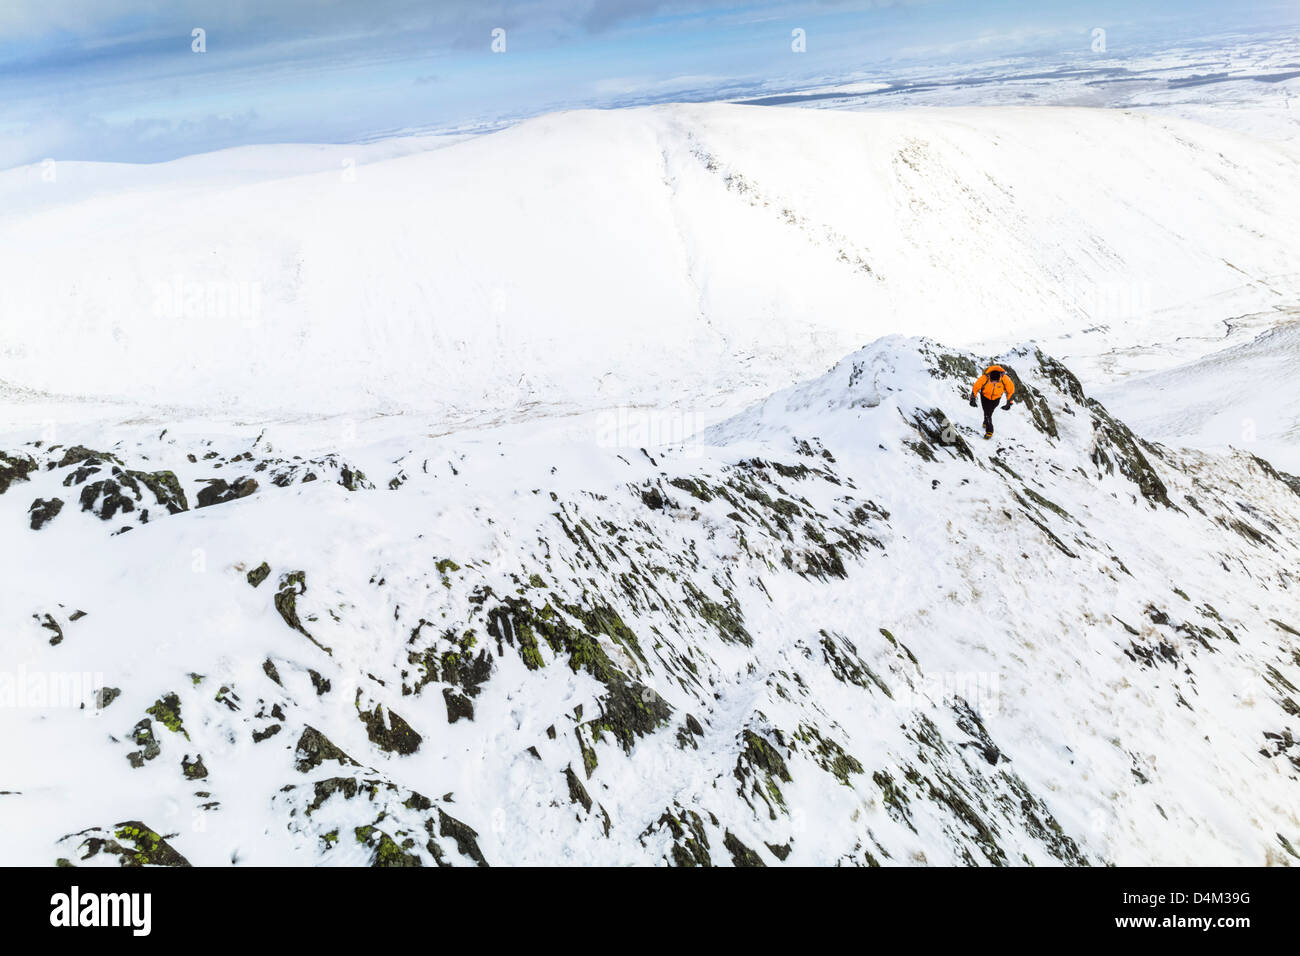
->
[28,497,63,530]
[126,720,160,767]
[0,451,37,495]
[196,476,258,509]
[443,688,474,724]
[252,724,281,743]
[358,702,422,755]
[274,571,331,654]
[640,485,666,510]
[765,841,792,861]
[35,613,63,646]
[724,830,766,867]
[294,726,357,773]
[57,446,122,469]
[61,821,190,868]
[564,766,593,812]
[433,809,488,867]
[95,687,121,709]
[78,478,136,521]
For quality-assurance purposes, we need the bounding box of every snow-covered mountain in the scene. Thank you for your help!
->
[4,335,1298,866]
[764,30,1300,147]
[1095,321,1300,474]
[2,103,1298,423]
[3,98,1298,867]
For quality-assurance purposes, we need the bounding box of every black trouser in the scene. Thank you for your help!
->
[980,395,1000,434]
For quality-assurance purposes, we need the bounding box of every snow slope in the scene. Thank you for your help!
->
[2,337,1297,866]
[2,103,1298,421]
[1094,321,1300,473]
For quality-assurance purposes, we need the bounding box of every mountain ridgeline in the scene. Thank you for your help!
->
[4,337,1298,866]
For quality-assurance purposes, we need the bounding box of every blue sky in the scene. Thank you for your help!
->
[0,0,1295,167]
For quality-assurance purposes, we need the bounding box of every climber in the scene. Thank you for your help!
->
[969,365,1015,439]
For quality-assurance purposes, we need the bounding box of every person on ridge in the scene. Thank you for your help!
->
[969,365,1015,439]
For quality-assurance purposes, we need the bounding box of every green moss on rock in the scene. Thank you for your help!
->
[61,821,190,868]
[146,693,189,739]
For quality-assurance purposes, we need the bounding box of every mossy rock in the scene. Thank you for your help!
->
[1021,486,1073,522]
[682,582,751,646]
[59,821,190,868]
[357,701,423,755]
[669,477,713,502]
[146,692,188,738]
[294,726,358,772]
[484,595,671,751]
[355,826,423,867]
[734,728,792,819]
[1086,398,1171,507]
[130,469,188,514]
[338,466,370,491]
[872,770,915,830]
[274,571,308,632]
[56,446,122,469]
[642,806,712,867]
[289,776,487,866]
[920,345,982,384]
[589,677,673,753]
[794,725,864,786]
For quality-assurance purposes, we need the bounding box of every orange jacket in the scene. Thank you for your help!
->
[972,365,1015,402]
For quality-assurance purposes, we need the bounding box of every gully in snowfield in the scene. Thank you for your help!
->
[969,365,1015,439]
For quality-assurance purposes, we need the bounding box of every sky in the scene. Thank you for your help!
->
[0,0,1297,167]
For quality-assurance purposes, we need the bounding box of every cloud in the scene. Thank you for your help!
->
[592,71,728,96]
[583,0,676,32]
[0,106,263,168]
[0,0,1276,168]
[579,0,926,32]
[0,0,928,45]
